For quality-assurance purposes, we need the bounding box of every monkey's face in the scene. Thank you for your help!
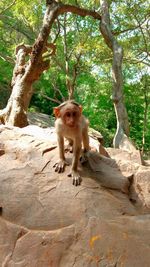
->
[61,104,81,128]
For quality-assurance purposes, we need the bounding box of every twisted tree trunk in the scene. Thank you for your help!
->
[0,45,33,126]
[99,0,130,148]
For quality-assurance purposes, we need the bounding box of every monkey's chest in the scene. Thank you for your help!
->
[61,125,82,140]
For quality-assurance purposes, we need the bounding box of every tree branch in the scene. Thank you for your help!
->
[39,92,61,104]
[0,53,15,64]
[59,4,101,20]
[125,57,150,67]
[51,82,65,101]
[134,14,149,57]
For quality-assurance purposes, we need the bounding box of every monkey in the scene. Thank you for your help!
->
[53,100,90,186]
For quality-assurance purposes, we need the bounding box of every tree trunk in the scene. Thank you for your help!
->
[63,14,74,100]
[0,45,34,127]
[142,75,149,152]
[99,0,130,148]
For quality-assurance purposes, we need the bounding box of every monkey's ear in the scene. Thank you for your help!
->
[53,107,60,117]
[79,105,82,114]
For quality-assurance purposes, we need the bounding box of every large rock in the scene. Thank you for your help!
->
[0,125,150,267]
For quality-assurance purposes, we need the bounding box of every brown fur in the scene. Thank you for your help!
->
[53,101,89,186]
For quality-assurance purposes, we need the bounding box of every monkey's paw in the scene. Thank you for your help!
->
[53,159,69,173]
[68,171,81,186]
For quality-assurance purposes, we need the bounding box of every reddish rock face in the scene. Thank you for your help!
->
[0,125,150,267]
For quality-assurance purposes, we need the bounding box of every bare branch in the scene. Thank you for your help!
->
[39,92,61,104]
[134,14,149,57]
[113,26,140,36]
[72,52,82,89]
[125,57,150,67]
[0,53,15,64]
[59,4,101,20]
[52,18,61,43]
[51,82,65,101]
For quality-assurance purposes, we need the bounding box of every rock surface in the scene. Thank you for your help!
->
[0,125,150,267]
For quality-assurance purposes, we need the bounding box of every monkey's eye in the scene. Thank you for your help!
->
[72,112,76,117]
[66,112,71,117]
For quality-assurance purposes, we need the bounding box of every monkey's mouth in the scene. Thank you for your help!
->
[67,123,76,128]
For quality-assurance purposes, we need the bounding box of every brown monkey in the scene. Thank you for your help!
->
[53,100,89,186]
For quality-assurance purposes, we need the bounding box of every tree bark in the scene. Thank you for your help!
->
[142,75,149,152]
[99,0,130,148]
[0,45,33,126]
[63,13,73,99]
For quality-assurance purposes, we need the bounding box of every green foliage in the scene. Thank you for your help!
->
[124,74,150,152]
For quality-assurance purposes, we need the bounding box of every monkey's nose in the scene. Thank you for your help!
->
[68,119,74,126]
